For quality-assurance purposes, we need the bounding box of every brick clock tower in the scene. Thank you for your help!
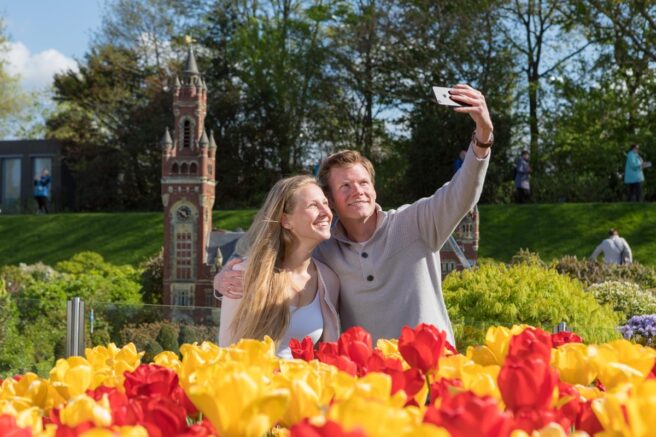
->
[161,45,218,308]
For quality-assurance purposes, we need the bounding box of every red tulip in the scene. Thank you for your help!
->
[551,331,583,348]
[338,327,374,370]
[429,378,464,404]
[424,392,514,437]
[512,407,560,433]
[498,356,558,412]
[398,324,447,373]
[574,400,603,435]
[291,419,366,437]
[0,415,32,437]
[290,337,315,361]
[315,342,358,376]
[54,422,95,437]
[87,386,142,426]
[176,419,218,437]
[134,396,189,437]
[124,364,197,416]
[507,327,552,362]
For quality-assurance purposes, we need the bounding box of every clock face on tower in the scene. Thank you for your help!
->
[176,205,192,221]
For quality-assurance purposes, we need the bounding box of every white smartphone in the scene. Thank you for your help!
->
[432,86,466,107]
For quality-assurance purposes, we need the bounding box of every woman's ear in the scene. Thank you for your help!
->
[281,213,292,230]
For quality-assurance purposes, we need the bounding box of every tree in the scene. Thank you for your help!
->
[500,0,592,166]
[0,17,32,139]
[48,44,171,210]
[376,0,517,204]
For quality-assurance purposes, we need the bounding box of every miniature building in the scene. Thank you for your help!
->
[439,206,480,275]
[161,45,221,308]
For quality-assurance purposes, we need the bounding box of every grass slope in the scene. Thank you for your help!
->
[478,203,656,265]
[0,203,653,267]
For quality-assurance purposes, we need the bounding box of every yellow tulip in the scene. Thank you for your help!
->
[590,341,656,391]
[376,339,403,360]
[460,362,501,401]
[273,361,323,427]
[152,351,182,373]
[84,343,143,390]
[58,394,113,428]
[79,426,149,437]
[466,345,500,366]
[437,354,470,380]
[183,361,289,437]
[510,422,571,437]
[48,356,93,399]
[591,392,632,436]
[401,423,450,437]
[624,379,656,437]
[0,373,65,413]
[482,325,529,365]
[328,396,421,437]
[13,406,44,435]
[551,343,596,386]
[570,385,603,403]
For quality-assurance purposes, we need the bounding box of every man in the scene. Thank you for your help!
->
[514,150,530,203]
[216,84,493,344]
[590,228,633,265]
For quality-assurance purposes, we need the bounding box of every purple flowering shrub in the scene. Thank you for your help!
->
[620,315,656,346]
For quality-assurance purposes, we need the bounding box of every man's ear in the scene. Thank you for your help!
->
[326,192,335,209]
[281,213,292,230]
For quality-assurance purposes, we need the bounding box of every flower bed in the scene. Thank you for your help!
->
[1,324,655,436]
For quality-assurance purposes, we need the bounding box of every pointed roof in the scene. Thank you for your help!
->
[161,127,173,148]
[199,129,209,148]
[174,76,181,88]
[209,130,217,149]
[184,45,199,75]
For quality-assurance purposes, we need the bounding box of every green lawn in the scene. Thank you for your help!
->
[0,203,653,267]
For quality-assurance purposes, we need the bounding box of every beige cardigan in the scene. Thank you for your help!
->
[218,258,340,348]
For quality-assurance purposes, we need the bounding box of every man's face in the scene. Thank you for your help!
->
[327,163,377,221]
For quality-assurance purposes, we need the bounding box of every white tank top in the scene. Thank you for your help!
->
[277,287,324,359]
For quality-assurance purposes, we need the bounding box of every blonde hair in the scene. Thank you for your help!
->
[230,175,318,343]
[317,150,375,194]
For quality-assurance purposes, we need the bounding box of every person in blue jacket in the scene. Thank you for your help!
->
[33,169,51,214]
[624,144,647,202]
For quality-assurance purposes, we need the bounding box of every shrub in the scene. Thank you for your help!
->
[140,248,163,305]
[156,324,179,353]
[588,281,656,323]
[510,249,547,267]
[553,256,656,289]
[179,324,217,345]
[443,262,620,349]
[118,321,179,353]
[143,341,163,363]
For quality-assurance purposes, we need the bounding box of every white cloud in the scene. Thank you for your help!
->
[1,42,78,90]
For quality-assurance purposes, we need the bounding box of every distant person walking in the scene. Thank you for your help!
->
[590,228,633,265]
[514,150,531,203]
[624,144,650,202]
[33,169,51,214]
[454,149,467,173]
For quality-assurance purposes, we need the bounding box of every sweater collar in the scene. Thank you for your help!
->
[331,204,386,244]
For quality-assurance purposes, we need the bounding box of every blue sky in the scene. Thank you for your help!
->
[1,0,103,89]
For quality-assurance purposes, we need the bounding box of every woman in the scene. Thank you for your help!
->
[218,175,340,358]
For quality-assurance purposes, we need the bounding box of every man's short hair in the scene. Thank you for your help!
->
[317,150,375,194]
[521,150,529,156]
[609,228,619,236]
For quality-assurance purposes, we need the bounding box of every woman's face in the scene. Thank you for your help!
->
[282,183,333,245]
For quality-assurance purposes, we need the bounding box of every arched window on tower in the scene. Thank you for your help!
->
[171,163,179,174]
[190,163,198,175]
[181,163,189,174]
[183,120,192,148]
